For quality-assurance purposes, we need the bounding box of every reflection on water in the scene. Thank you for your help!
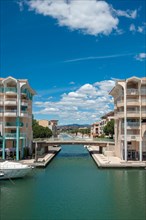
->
[0,145,146,220]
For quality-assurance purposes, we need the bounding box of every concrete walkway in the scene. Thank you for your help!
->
[87,146,146,168]
[20,147,61,167]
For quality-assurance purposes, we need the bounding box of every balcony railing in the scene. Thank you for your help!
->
[141,89,146,95]
[5,109,17,113]
[121,135,140,141]
[5,87,17,93]
[0,88,4,93]
[118,111,139,114]
[21,89,27,95]
[4,109,17,116]
[21,100,28,106]
[5,122,23,127]
[127,111,139,114]
[5,133,26,138]
[122,122,140,127]
[5,133,16,138]
[5,98,17,105]
[127,89,139,95]
[5,98,17,101]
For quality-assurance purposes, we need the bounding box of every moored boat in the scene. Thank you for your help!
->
[0,160,33,180]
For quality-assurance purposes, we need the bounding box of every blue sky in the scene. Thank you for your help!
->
[0,0,146,125]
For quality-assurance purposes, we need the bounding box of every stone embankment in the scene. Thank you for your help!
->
[86,146,146,168]
[20,147,61,167]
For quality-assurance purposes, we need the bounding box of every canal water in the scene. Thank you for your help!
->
[0,145,146,220]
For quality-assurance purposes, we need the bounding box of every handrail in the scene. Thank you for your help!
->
[5,87,17,93]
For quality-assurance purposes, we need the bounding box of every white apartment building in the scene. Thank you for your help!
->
[91,122,100,138]
[110,76,146,161]
[100,111,114,135]
[91,111,114,138]
[0,76,36,160]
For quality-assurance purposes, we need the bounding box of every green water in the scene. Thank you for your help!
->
[0,145,146,220]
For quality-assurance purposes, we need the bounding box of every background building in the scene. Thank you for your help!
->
[91,122,100,138]
[91,111,114,138]
[110,76,146,161]
[0,76,36,160]
[38,119,58,138]
[38,119,50,128]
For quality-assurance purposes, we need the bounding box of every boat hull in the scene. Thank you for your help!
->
[0,161,33,180]
[0,168,32,180]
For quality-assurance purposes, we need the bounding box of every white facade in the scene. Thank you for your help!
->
[0,76,36,160]
[110,76,146,161]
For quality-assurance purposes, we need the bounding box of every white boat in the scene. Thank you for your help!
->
[0,161,33,180]
[0,171,4,177]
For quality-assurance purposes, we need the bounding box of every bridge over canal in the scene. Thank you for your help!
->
[33,139,114,155]
[33,139,115,147]
[32,138,115,161]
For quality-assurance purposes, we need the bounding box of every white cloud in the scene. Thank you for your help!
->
[63,53,134,63]
[115,9,137,19]
[129,23,146,34]
[27,0,118,36]
[69,81,75,85]
[135,53,146,61]
[129,24,136,32]
[17,1,24,11]
[24,0,137,36]
[33,79,115,124]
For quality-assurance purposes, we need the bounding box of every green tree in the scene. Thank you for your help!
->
[79,128,90,135]
[32,118,52,138]
[103,120,114,138]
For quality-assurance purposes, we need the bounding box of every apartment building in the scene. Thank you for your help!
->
[91,111,114,138]
[100,111,114,135]
[0,76,36,160]
[91,122,100,138]
[38,119,58,137]
[38,119,50,128]
[110,76,146,161]
[49,120,58,137]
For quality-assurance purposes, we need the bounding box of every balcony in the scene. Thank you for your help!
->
[142,111,146,117]
[117,99,139,107]
[5,98,17,105]
[0,109,3,116]
[127,111,140,117]
[5,122,23,127]
[21,100,28,106]
[20,111,28,117]
[141,89,146,95]
[21,89,27,95]
[0,88,4,93]
[5,133,26,139]
[117,110,140,118]
[127,89,139,95]
[4,110,17,117]
[127,99,139,106]
[5,87,17,94]
[141,99,146,106]
[122,122,140,128]
[121,135,140,141]
[0,98,3,105]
